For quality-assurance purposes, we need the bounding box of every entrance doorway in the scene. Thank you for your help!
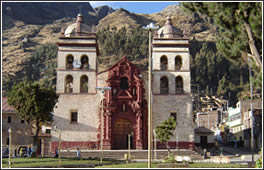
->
[200,136,208,148]
[112,118,133,149]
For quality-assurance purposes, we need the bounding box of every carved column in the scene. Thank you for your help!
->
[135,111,143,149]
[103,110,111,149]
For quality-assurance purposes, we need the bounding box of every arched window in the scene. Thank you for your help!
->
[80,55,89,70]
[160,56,168,71]
[160,76,169,94]
[66,55,74,69]
[175,55,182,70]
[175,76,184,94]
[80,75,88,93]
[65,75,73,93]
[120,77,129,90]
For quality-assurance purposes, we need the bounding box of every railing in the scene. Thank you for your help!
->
[160,65,168,71]
[65,87,73,93]
[66,64,73,70]
[175,65,182,70]
[160,88,169,94]
[176,88,184,94]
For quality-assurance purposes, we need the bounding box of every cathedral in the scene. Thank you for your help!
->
[51,13,194,151]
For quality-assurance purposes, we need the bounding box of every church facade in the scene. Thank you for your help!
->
[50,14,194,151]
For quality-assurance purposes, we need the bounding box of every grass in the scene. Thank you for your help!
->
[2,158,249,168]
[1,157,111,168]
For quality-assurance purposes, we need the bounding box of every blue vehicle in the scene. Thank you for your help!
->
[2,146,9,158]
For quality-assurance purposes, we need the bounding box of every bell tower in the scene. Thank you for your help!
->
[152,17,194,149]
[51,13,100,151]
[56,13,98,94]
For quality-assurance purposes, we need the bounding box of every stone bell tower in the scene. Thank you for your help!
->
[152,17,194,149]
[51,13,101,151]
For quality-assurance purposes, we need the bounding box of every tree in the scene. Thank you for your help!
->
[8,80,58,156]
[181,2,262,65]
[155,116,176,154]
[23,43,58,89]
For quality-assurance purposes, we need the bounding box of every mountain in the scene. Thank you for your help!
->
[2,3,216,94]
[2,2,97,28]
[94,5,115,20]
[96,8,156,30]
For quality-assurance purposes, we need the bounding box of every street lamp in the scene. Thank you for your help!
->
[153,129,157,160]
[248,58,254,163]
[8,128,12,168]
[96,87,111,164]
[128,132,133,161]
[142,22,159,168]
[53,126,61,167]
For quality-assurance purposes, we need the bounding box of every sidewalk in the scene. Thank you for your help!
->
[222,146,258,156]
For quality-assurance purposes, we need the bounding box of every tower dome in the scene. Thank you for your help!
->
[157,17,183,38]
[64,13,91,37]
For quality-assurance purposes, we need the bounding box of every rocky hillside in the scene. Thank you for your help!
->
[2,3,216,94]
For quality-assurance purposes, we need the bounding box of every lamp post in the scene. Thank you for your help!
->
[143,22,159,168]
[53,126,61,167]
[153,129,157,160]
[248,58,254,163]
[96,87,111,164]
[128,132,133,161]
[8,128,12,168]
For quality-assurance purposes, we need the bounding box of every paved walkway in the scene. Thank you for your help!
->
[222,146,258,156]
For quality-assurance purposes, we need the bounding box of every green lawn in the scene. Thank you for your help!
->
[2,158,250,168]
[1,157,111,168]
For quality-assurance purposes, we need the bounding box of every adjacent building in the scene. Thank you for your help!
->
[2,97,51,156]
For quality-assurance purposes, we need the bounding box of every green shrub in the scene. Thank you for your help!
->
[256,148,262,168]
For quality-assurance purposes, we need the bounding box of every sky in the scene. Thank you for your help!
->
[89,1,179,14]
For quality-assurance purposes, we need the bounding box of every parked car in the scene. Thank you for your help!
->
[2,146,9,158]
[18,146,27,157]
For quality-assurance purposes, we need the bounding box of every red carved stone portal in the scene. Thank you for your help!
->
[98,57,148,150]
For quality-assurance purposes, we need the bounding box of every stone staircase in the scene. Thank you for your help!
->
[59,149,203,160]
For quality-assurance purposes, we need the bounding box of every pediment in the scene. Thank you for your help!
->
[116,90,132,98]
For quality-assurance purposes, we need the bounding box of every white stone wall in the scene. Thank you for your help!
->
[2,112,33,146]
[152,95,194,142]
[51,72,108,142]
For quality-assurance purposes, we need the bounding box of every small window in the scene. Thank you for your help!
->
[120,77,129,90]
[7,116,12,123]
[21,119,25,124]
[71,111,78,123]
[170,112,177,122]
[45,129,51,134]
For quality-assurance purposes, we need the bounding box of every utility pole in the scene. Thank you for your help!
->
[248,58,254,163]
[143,22,158,168]
[8,128,12,168]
